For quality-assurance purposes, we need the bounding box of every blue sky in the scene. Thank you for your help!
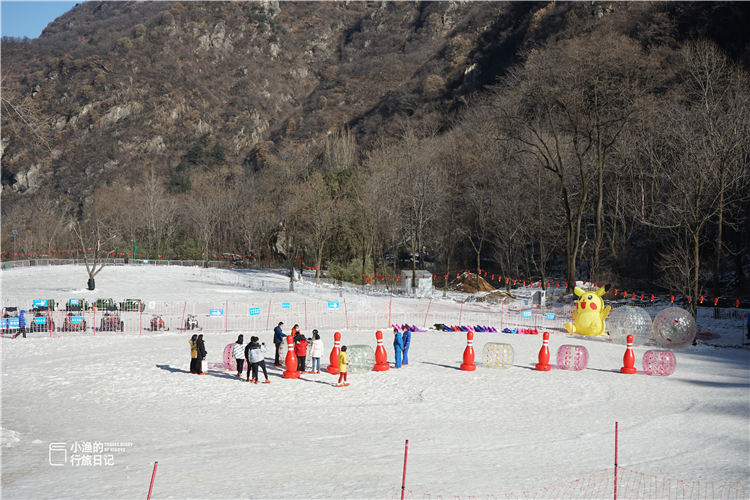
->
[1,1,80,39]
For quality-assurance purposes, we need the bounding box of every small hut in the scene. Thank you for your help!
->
[401,270,433,297]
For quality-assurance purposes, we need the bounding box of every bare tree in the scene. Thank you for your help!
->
[454,124,497,291]
[72,222,116,290]
[680,40,750,297]
[185,173,225,262]
[633,41,750,315]
[298,170,341,278]
[136,169,178,257]
[489,32,656,289]
[321,128,357,174]
[395,125,445,292]
[657,235,710,317]
[432,132,468,296]
[260,141,313,261]
[362,139,404,282]
[489,82,588,292]
[237,176,279,261]
[85,182,137,254]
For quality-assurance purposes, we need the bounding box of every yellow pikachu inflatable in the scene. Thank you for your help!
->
[564,284,612,337]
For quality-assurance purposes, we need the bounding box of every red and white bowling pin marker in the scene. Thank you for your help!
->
[283,333,300,379]
[460,331,476,371]
[535,331,551,371]
[327,331,341,374]
[374,330,390,371]
[621,334,637,374]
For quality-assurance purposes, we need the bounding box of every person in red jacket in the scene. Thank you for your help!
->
[295,334,309,373]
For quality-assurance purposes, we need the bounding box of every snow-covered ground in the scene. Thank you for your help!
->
[1,266,748,499]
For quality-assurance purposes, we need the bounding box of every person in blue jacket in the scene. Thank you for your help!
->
[393,327,404,368]
[273,322,286,366]
[401,326,411,365]
[15,310,26,338]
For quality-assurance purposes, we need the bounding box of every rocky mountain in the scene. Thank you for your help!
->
[2,1,521,198]
[5,1,746,203]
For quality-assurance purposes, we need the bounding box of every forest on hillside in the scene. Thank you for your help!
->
[1,1,749,311]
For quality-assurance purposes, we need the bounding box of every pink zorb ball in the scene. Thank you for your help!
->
[223,343,237,371]
[642,350,676,376]
[556,345,589,371]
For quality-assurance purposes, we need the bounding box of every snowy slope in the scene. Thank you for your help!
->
[1,266,748,499]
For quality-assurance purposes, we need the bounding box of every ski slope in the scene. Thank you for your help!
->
[1,266,748,499]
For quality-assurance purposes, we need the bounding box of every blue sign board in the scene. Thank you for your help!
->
[546,313,556,321]
[522,310,533,318]
[4,318,19,328]
[282,303,290,309]
[249,308,260,316]
[71,316,83,324]
[209,309,224,317]
[328,302,339,309]
[33,299,48,307]
[0,319,6,328]
[33,317,47,325]
[70,299,80,305]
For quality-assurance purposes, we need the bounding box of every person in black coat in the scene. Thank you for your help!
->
[196,334,207,375]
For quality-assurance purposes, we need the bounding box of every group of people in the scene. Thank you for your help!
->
[271,322,324,373]
[189,322,411,386]
[271,322,348,386]
[189,334,207,374]
[393,326,412,368]
[270,322,327,374]
[230,334,271,383]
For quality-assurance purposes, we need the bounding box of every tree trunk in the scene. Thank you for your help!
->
[410,213,417,294]
[692,231,700,318]
[712,172,725,297]
[362,235,366,284]
[732,227,747,288]
[476,251,481,292]
[315,244,323,279]
[593,163,604,282]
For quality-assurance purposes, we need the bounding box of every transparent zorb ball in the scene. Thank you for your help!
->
[652,307,696,349]
[481,343,514,369]
[347,344,375,373]
[607,306,653,346]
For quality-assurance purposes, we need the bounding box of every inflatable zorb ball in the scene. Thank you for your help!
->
[556,345,588,371]
[607,306,653,346]
[652,307,696,349]
[642,350,676,376]
[223,343,237,371]
[481,343,514,369]
[346,344,375,374]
